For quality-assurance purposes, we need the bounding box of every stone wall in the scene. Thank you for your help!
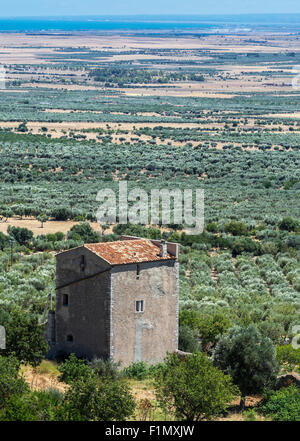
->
[55,247,111,359]
[111,259,178,367]
[275,373,300,389]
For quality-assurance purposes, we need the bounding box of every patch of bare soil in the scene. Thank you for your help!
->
[0,217,103,236]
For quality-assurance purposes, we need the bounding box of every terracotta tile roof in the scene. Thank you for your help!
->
[84,239,175,265]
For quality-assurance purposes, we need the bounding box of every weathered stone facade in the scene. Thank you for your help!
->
[53,238,179,366]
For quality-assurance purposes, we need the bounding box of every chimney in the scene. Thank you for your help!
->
[159,240,167,258]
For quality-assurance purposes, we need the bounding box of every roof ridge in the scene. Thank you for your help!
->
[85,238,147,246]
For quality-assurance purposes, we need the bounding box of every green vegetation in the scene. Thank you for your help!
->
[276,345,300,371]
[154,352,239,421]
[58,353,94,384]
[260,386,300,421]
[213,325,279,408]
[57,375,135,421]
[0,308,48,366]
[89,67,202,86]
[0,355,29,409]
[0,354,135,421]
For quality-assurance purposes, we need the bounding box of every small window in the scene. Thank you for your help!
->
[62,294,68,306]
[80,255,85,271]
[136,264,140,279]
[135,300,144,313]
[66,334,73,343]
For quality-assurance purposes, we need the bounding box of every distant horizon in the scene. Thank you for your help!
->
[0,12,299,33]
[0,13,300,18]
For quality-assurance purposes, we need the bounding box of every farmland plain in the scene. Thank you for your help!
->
[0,22,299,420]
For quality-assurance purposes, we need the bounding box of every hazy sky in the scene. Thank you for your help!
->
[0,0,300,17]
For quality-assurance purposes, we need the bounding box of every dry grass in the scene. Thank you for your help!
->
[0,217,103,236]
[21,361,68,393]
[0,217,177,237]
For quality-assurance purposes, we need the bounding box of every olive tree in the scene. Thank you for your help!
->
[213,325,279,409]
[155,352,239,421]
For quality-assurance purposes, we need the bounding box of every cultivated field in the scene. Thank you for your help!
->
[0,22,299,422]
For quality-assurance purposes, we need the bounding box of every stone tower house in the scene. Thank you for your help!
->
[52,236,179,366]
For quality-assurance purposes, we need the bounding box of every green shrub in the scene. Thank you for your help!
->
[67,222,101,243]
[179,324,201,353]
[0,355,29,409]
[57,375,135,421]
[36,360,59,376]
[276,345,300,369]
[224,221,248,236]
[0,388,64,421]
[155,352,239,421]
[88,358,121,379]
[243,409,257,421]
[213,325,279,408]
[279,217,298,232]
[1,308,49,367]
[206,222,219,233]
[123,361,149,380]
[260,386,300,421]
[58,353,94,384]
[7,226,33,246]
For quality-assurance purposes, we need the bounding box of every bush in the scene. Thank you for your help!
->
[67,222,101,243]
[51,207,71,221]
[0,232,9,250]
[276,345,300,369]
[224,221,248,236]
[243,409,257,421]
[88,358,121,379]
[285,235,300,250]
[0,355,29,409]
[0,388,64,421]
[232,237,260,256]
[57,375,135,421]
[197,313,231,351]
[36,360,59,376]
[213,325,279,408]
[123,361,149,380]
[260,386,300,421]
[1,308,49,367]
[279,217,298,232]
[58,353,94,384]
[179,325,201,353]
[7,226,33,246]
[206,222,219,233]
[122,361,164,380]
[179,309,202,330]
[179,310,231,352]
[258,321,284,345]
[155,352,239,421]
